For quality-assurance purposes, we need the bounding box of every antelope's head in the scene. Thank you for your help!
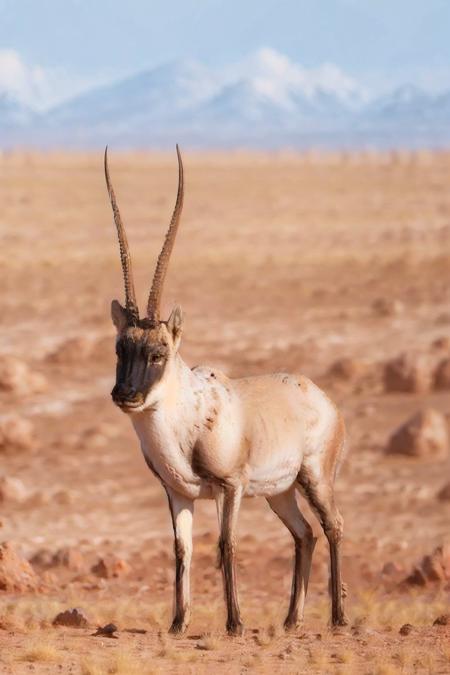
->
[105,146,184,413]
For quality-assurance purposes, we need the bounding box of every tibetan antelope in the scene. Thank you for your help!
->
[105,146,347,636]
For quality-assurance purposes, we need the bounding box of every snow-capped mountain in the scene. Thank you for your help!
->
[1,49,450,149]
[46,60,217,128]
[363,84,435,122]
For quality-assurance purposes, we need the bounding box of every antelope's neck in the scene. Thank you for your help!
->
[130,354,217,493]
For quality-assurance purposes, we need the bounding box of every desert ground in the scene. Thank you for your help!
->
[0,150,449,674]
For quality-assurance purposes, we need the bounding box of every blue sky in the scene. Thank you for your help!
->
[1,0,450,106]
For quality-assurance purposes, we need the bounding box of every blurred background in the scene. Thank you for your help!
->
[2,0,450,149]
[0,2,449,673]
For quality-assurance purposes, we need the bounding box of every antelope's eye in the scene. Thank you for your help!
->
[149,352,165,364]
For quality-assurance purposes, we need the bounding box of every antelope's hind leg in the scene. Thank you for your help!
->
[267,488,316,631]
[166,488,194,635]
[298,471,347,627]
[218,484,244,636]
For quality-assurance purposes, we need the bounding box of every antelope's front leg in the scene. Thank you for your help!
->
[166,488,194,635]
[219,484,244,636]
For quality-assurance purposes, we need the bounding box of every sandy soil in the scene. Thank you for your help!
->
[0,150,449,674]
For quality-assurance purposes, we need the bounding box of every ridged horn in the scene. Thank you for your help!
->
[104,146,139,323]
[147,144,184,321]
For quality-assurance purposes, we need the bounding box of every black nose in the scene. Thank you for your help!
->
[111,383,138,403]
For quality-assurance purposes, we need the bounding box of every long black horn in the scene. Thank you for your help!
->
[147,144,184,321]
[104,147,139,322]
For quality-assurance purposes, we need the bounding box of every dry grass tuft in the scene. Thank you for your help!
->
[196,632,222,651]
[354,589,449,629]
[20,640,60,663]
[110,650,144,675]
[370,664,401,675]
[335,649,355,665]
[81,649,156,675]
[308,648,330,670]
[81,658,105,675]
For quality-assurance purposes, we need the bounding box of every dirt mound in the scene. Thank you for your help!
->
[0,415,35,453]
[437,482,450,501]
[431,336,450,352]
[434,357,450,390]
[30,546,87,573]
[327,357,369,381]
[46,336,94,364]
[0,356,46,395]
[372,297,404,317]
[405,543,450,586]
[0,542,38,592]
[386,408,449,459]
[91,554,131,579]
[53,607,90,628]
[51,547,86,572]
[0,476,28,503]
[384,353,433,393]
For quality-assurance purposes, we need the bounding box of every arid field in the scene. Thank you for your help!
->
[0,150,449,674]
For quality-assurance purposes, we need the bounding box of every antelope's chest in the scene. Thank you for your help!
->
[131,412,210,499]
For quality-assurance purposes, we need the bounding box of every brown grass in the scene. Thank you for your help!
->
[20,640,60,663]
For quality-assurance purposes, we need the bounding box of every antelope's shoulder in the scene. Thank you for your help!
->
[191,364,232,388]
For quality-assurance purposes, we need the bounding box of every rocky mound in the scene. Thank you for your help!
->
[384,353,433,393]
[0,416,35,453]
[405,543,450,586]
[0,542,38,592]
[0,356,46,395]
[386,408,449,459]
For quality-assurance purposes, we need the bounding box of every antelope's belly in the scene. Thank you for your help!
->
[245,455,302,497]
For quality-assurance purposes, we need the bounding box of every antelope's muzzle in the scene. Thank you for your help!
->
[111,383,145,410]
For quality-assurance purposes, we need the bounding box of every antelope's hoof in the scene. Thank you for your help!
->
[226,620,244,637]
[169,618,189,635]
[283,617,301,633]
[332,614,349,628]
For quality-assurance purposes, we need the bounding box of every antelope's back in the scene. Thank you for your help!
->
[233,372,342,494]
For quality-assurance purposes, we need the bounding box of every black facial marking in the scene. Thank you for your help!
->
[111,328,169,410]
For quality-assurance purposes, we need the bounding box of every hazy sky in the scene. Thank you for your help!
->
[1,0,450,105]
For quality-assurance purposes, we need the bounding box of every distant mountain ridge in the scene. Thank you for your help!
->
[1,49,450,149]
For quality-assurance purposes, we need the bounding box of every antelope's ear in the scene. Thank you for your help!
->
[111,300,128,333]
[167,305,183,347]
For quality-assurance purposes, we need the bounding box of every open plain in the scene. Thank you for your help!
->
[0,150,449,673]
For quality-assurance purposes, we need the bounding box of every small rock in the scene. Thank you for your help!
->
[431,336,450,352]
[0,541,38,592]
[52,607,89,628]
[0,356,47,395]
[385,409,449,460]
[91,554,131,579]
[405,567,427,586]
[52,490,75,506]
[434,358,450,390]
[92,623,118,638]
[0,416,35,453]
[384,353,432,393]
[381,561,404,577]
[0,476,28,503]
[372,297,404,317]
[433,614,449,626]
[399,623,413,636]
[437,482,450,501]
